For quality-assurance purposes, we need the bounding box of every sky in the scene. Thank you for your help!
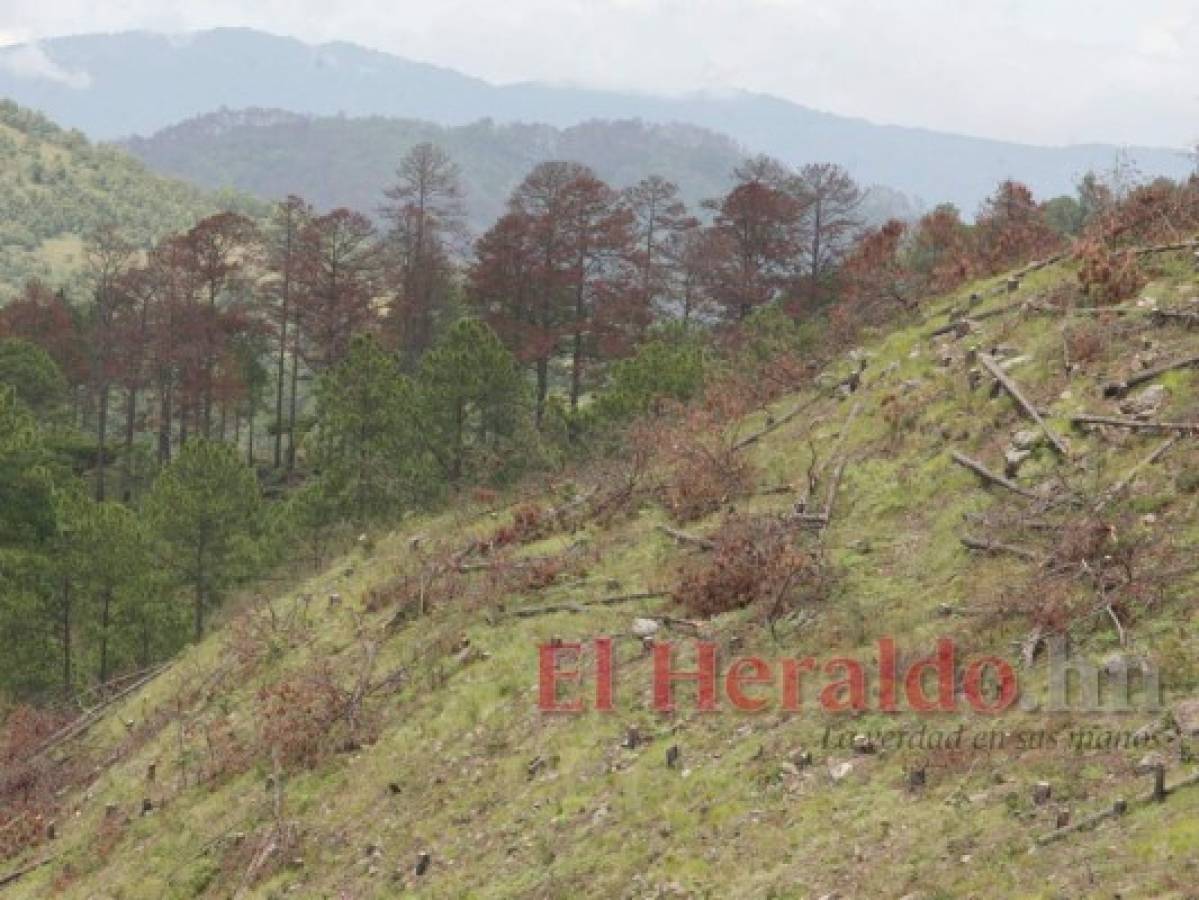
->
[0,0,1195,148]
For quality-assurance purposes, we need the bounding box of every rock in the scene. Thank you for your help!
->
[851,734,876,755]
[1119,384,1168,419]
[1172,698,1199,737]
[1012,430,1042,451]
[1132,721,1161,743]
[631,618,660,638]
[1135,752,1166,774]
[828,760,854,782]
[1032,781,1052,805]
[790,749,813,768]
[1004,447,1032,476]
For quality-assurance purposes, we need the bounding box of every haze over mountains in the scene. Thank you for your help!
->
[1,27,1193,215]
[117,109,916,231]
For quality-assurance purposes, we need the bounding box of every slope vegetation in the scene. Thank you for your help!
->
[5,253,1199,898]
[0,101,261,294]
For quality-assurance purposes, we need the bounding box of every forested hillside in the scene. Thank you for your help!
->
[119,109,918,232]
[0,101,262,293]
[2,96,1199,896]
[119,111,749,231]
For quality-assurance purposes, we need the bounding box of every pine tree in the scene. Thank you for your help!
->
[416,318,530,484]
[146,439,262,641]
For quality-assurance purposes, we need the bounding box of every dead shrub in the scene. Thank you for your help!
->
[647,384,759,523]
[482,502,550,551]
[220,822,305,891]
[1063,322,1108,365]
[0,705,70,861]
[880,392,922,449]
[671,515,829,619]
[1076,239,1146,304]
[224,601,310,674]
[257,665,358,770]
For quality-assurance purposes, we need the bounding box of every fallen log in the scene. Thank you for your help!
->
[1102,353,1199,397]
[1035,767,1199,846]
[0,856,56,889]
[950,450,1038,499]
[978,354,1070,456]
[926,299,1026,338]
[29,662,173,761]
[733,397,820,451]
[1094,435,1181,512]
[655,524,716,551]
[1071,413,1199,435]
[1133,238,1199,257]
[960,535,1042,562]
[819,454,849,526]
[509,591,669,619]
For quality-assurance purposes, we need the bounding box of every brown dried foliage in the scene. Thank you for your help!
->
[1075,239,1146,304]
[256,664,366,770]
[671,515,829,619]
[0,706,70,861]
[1063,322,1108,365]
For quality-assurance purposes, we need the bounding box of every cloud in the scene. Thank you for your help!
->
[1,0,1197,144]
[0,42,92,88]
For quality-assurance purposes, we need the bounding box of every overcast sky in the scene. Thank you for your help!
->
[0,0,1195,148]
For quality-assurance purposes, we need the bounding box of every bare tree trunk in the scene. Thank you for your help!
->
[122,385,137,501]
[96,382,109,501]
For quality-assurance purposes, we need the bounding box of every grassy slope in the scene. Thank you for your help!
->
[10,258,1199,899]
[0,104,263,296]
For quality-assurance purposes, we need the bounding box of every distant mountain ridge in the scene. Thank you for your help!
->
[0,27,1193,211]
[118,109,915,231]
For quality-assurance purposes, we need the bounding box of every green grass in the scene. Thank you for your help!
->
[8,256,1199,898]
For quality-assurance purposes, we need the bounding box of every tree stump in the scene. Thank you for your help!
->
[415,851,431,876]
[1032,781,1052,805]
[1153,766,1167,802]
[141,798,153,816]
[908,767,926,790]
[666,745,680,769]
[1113,798,1128,815]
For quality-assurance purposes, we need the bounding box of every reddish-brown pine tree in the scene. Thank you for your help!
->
[380,143,465,365]
[703,156,809,320]
[294,209,381,372]
[472,162,637,425]
[974,180,1061,273]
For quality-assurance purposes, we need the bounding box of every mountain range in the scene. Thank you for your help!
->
[117,109,917,231]
[1,27,1194,214]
